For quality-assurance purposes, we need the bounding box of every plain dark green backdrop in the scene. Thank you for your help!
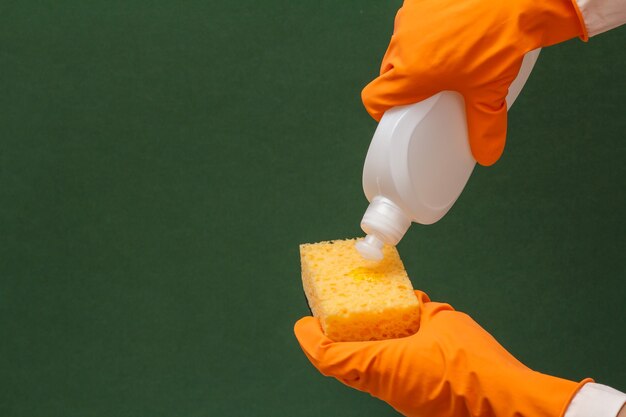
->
[1,1,624,416]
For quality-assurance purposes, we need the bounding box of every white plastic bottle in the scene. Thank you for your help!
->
[355,49,541,261]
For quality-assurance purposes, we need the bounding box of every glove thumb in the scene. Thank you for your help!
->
[464,95,509,166]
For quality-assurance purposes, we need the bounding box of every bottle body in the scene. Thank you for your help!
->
[356,49,541,261]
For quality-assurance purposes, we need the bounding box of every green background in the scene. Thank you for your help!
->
[1,1,624,416]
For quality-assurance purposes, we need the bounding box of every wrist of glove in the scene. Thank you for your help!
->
[295,290,592,417]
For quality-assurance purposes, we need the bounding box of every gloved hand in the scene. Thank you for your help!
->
[361,0,587,166]
[295,290,592,417]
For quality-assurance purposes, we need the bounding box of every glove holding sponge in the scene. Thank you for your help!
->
[295,239,591,416]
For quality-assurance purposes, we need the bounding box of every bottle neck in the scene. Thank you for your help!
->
[360,196,411,246]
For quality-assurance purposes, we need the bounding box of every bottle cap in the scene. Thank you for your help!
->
[356,196,411,261]
[355,234,384,261]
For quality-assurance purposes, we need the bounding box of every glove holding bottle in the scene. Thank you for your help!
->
[356,50,540,261]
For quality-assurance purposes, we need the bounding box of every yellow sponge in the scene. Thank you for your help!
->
[300,238,420,342]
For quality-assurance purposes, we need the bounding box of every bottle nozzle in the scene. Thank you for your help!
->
[356,196,412,261]
[355,234,384,261]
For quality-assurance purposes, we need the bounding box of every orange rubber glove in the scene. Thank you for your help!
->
[295,291,592,417]
[361,0,588,166]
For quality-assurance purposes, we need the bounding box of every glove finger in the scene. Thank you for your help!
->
[294,316,325,368]
[413,289,431,304]
[464,93,509,166]
[413,290,456,323]
[362,64,437,122]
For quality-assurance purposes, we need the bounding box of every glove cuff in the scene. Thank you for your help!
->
[520,0,588,47]
[496,369,594,417]
[569,0,590,41]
